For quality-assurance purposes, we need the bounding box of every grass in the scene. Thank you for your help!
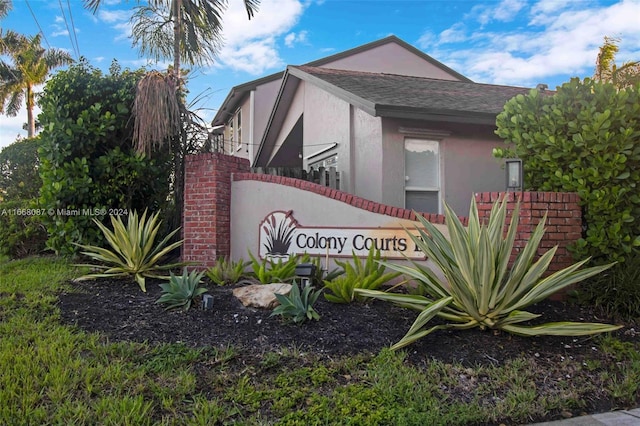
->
[1,257,639,425]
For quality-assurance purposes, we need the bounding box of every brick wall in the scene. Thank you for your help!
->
[183,153,250,267]
[474,191,581,274]
[183,154,582,292]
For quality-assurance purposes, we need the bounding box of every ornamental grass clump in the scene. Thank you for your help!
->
[74,209,187,292]
[356,197,622,350]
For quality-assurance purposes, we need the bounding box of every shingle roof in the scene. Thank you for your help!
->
[211,35,471,127]
[289,66,535,120]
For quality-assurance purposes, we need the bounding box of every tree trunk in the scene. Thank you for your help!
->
[26,84,35,138]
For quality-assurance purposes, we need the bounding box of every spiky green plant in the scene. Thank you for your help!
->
[249,251,299,284]
[356,197,622,350]
[156,268,207,311]
[270,282,322,324]
[74,209,187,292]
[205,257,250,286]
[324,247,402,303]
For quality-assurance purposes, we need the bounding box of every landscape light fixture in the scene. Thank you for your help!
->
[202,294,214,310]
[295,263,317,287]
[506,159,523,191]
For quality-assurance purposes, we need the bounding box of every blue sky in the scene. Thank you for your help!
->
[1,0,639,148]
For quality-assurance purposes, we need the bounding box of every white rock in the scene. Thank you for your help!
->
[232,283,292,309]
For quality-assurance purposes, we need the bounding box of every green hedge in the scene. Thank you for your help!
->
[495,78,640,263]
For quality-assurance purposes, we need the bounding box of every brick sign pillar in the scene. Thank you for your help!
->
[183,153,250,267]
[475,192,582,299]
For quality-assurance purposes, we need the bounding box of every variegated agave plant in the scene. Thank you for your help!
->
[356,197,622,350]
[74,209,187,292]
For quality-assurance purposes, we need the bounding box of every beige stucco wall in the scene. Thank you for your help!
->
[320,42,461,81]
[224,79,281,163]
[301,84,353,189]
[381,119,505,214]
[272,85,505,215]
[352,108,383,201]
[230,179,446,273]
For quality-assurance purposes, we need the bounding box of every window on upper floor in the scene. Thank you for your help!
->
[226,108,242,154]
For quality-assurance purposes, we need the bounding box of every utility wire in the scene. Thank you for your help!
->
[58,0,79,59]
[66,0,81,58]
[24,0,51,48]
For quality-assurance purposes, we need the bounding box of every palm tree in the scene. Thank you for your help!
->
[0,0,12,19]
[84,0,259,232]
[0,31,73,137]
[84,0,259,150]
[594,36,640,89]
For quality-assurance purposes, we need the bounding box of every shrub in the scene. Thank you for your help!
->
[0,199,47,259]
[356,197,622,350]
[156,268,207,311]
[494,78,640,264]
[38,59,171,255]
[270,282,322,324]
[74,209,187,292]
[205,257,250,285]
[578,253,640,320]
[0,137,41,201]
[323,247,402,304]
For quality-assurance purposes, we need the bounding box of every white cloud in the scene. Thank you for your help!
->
[284,30,308,47]
[0,111,30,149]
[439,23,467,44]
[471,0,527,26]
[435,0,640,87]
[98,9,131,24]
[416,31,436,49]
[214,0,305,74]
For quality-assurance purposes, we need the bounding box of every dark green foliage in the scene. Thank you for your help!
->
[37,59,171,255]
[0,137,41,201]
[578,254,640,320]
[270,282,322,324]
[0,199,47,258]
[323,247,402,304]
[156,268,208,311]
[495,78,640,264]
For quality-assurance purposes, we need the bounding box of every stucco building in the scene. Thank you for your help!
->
[212,35,535,214]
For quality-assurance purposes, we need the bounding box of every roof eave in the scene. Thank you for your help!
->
[375,105,498,125]
[287,66,377,116]
[211,70,285,126]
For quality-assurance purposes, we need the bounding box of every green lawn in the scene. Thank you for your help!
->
[1,257,639,425]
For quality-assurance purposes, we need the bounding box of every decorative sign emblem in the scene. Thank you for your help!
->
[258,210,427,260]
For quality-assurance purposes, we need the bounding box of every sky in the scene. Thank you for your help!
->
[1,0,639,149]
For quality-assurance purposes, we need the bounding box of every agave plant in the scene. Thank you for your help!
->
[156,268,208,311]
[356,197,622,350]
[270,281,322,324]
[74,209,187,292]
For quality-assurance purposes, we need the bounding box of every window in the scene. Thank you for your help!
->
[404,138,440,213]
[235,109,242,151]
[227,109,242,153]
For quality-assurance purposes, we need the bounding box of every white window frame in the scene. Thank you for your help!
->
[404,138,441,214]
[235,108,242,151]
